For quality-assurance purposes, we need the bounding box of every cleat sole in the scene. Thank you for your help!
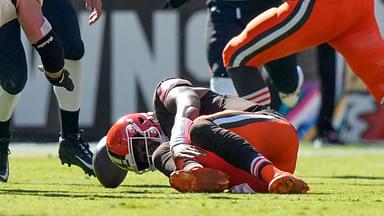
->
[268,173,309,194]
[169,167,229,193]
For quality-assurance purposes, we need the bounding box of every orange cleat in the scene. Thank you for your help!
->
[268,172,309,194]
[169,167,230,193]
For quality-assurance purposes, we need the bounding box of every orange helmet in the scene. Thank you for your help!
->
[106,112,166,174]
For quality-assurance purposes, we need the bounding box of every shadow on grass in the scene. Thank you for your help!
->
[331,175,384,180]
[309,175,384,180]
[0,187,243,200]
[0,188,180,199]
[10,182,171,188]
[10,182,98,187]
[119,184,170,189]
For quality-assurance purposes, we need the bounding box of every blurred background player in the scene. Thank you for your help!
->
[164,0,304,109]
[93,78,309,194]
[313,44,343,145]
[0,0,102,182]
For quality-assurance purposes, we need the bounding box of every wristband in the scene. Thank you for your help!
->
[169,117,193,149]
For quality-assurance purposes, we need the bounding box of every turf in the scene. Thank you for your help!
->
[1,143,384,216]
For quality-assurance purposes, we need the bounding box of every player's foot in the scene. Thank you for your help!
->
[169,167,230,193]
[59,130,95,176]
[278,66,304,108]
[313,128,343,148]
[268,172,309,194]
[0,139,10,182]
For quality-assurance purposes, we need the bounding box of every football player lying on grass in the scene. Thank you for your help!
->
[93,78,309,194]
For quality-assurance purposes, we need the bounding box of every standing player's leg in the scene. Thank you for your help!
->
[223,1,336,102]
[313,44,342,145]
[0,20,28,182]
[207,4,272,106]
[264,55,304,108]
[206,4,243,97]
[329,2,384,105]
[43,0,94,176]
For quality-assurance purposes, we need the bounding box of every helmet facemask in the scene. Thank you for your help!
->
[107,113,167,174]
[126,123,163,173]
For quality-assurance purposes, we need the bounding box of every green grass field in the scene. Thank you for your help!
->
[1,143,384,216]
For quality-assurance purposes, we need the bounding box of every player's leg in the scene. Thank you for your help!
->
[206,3,243,96]
[0,20,28,182]
[329,1,384,104]
[42,0,93,176]
[313,44,342,145]
[207,8,271,106]
[229,115,299,173]
[223,0,337,103]
[17,0,74,91]
[264,55,304,108]
[190,111,309,193]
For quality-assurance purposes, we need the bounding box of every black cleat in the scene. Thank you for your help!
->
[0,138,10,183]
[58,130,95,176]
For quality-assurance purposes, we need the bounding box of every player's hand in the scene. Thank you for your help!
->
[83,0,102,25]
[171,144,207,161]
[38,66,75,91]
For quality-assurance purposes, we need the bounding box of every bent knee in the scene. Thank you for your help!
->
[1,75,27,94]
[189,119,212,141]
[62,38,84,60]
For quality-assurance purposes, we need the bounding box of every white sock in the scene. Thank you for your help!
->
[54,59,82,111]
[0,87,20,121]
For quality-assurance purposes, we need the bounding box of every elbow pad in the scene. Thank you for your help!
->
[33,29,64,73]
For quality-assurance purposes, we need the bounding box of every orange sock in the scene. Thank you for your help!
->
[260,164,283,183]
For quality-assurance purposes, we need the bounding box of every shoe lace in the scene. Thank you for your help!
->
[77,131,92,158]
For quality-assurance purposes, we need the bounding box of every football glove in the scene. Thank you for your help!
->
[38,65,75,91]
[171,143,207,161]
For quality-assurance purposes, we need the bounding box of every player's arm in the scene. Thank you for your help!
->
[16,0,74,91]
[166,86,201,121]
[165,86,206,162]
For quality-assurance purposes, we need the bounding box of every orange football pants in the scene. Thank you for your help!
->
[223,0,384,103]
[195,111,299,192]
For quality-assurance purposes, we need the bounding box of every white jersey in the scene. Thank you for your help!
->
[0,0,16,28]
